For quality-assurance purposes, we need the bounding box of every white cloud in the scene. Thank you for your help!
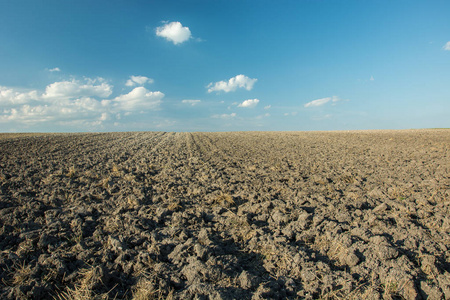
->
[156,21,191,45]
[264,105,271,110]
[0,86,39,106]
[207,74,257,93]
[0,77,164,127]
[100,112,108,121]
[1,105,51,123]
[126,75,154,87]
[182,99,201,106]
[73,97,104,111]
[370,75,375,81]
[212,113,236,119]
[42,79,112,100]
[112,87,163,111]
[304,96,348,108]
[332,96,341,102]
[443,41,450,50]
[238,99,259,108]
[304,97,331,108]
[0,97,105,125]
[48,67,60,72]
[331,96,349,105]
[284,112,298,116]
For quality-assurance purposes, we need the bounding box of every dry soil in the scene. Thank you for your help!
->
[0,130,449,299]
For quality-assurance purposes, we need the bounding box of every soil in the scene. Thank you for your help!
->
[0,130,449,299]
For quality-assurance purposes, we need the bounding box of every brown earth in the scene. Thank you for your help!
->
[0,130,449,299]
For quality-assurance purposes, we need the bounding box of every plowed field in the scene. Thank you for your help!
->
[0,130,449,299]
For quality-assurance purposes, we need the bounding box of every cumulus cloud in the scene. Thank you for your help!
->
[48,67,60,72]
[126,76,154,87]
[212,113,236,119]
[99,112,108,121]
[443,41,450,50]
[264,105,271,110]
[42,78,112,100]
[156,21,191,45]
[207,75,257,93]
[111,87,163,111]
[73,97,105,112]
[182,99,201,106]
[1,86,39,106]
[1,98,104,125]
[238,99,259,108]
[0,77,164,127]
[2,106,45,123]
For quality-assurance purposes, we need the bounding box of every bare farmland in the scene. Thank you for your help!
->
[0,130,449,299]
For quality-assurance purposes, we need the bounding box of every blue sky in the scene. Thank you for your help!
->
[1,0,449,132]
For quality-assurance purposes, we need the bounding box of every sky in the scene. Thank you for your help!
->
[0,0,449,132]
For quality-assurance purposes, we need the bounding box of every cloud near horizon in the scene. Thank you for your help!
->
[304,96,344,108]
[0,77,164,127]
[109,87,163,111]
[182,99,201,106]
[211,112,236,119]
[207,75,257,93]
[238,99,259,108]
[156,21,192,45]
